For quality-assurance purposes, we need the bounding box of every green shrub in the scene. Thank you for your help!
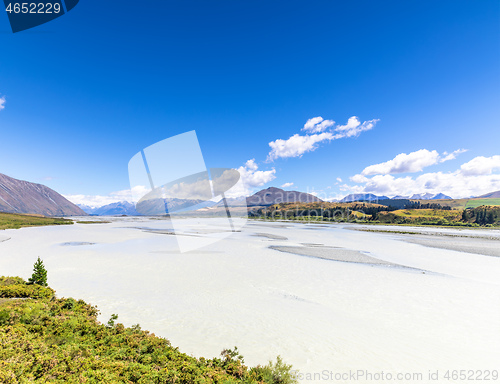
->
[0,309,9,325]
[0,284,54,299]
[248,356,298,384]
[62,297,77,310]
[0,276,26,286]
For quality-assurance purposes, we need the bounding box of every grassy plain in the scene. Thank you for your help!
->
[0,212,73,230]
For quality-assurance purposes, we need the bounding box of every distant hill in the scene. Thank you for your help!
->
[0,173,86,217]
[477,190,500,198]
[340,193,389,203]
[246,187,322,206]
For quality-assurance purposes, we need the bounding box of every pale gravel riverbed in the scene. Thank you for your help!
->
[1,218,499,383]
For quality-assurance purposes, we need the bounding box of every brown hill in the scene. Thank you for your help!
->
[0,173,86,217]
[246,187,323,206]
[477,190,500,198]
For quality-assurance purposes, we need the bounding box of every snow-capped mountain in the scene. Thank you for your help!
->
[410,193,453,200]
[340,193,390,203]
[78,201,138,216]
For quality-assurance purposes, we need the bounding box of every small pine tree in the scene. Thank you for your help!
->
[28,257,48,286]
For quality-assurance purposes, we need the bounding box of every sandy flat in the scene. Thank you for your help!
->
[403,235,500,257]
[349,226,500,257]
[269,245,404,266]
[253,232,288,240]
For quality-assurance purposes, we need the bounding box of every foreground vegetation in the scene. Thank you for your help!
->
[250,202,500,227]
[0,212,73,230]
[0,276,297,383]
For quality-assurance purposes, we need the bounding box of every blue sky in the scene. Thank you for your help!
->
[0,0,499,206]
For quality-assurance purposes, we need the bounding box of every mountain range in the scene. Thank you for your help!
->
[78,188,500,216]
[78,201,138,216]
[0,173,86,216]
[340,192,453,202]
[2,171,498,217]
[339,193,390,202]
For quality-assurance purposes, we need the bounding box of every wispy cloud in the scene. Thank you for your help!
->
[0,96,6,111]
[267,132,334,161]
[268,116,379,161]
[281,182,294,188]
[441,149,468,162]
[333,116,379,138]
[302,116,335,133]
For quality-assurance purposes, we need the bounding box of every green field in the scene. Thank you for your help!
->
[465,198,500,208]
[0,212,73,230]
[417,198,500,209]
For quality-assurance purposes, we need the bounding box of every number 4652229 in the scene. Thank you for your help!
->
[5,3,62,14]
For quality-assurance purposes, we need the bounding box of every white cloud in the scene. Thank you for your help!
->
[303,117,324,131]
[361,149,440,175]
[347,155,500,199]
[336,177,342,182]
[334,117,379,138]
[359,148,467,176]
[281,182,294,188]
[244,158,258,171]
[267,132,334,161]
[350,174,369,183]
[335,116,360,132]
[316,119,335,131]
[303,116,335,133]
[227,159,276,197]
[460,155,500,176]
[441,149,468,162]
[0,96,6,111]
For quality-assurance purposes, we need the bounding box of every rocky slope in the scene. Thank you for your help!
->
[0,173,86,217]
